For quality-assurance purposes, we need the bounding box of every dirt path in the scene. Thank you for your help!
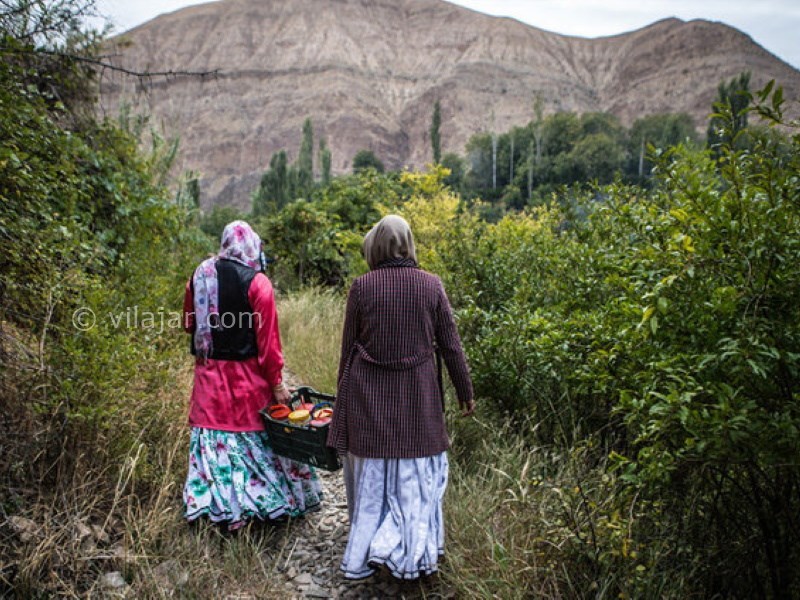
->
[264,469,453,600]
[268,373,453,599]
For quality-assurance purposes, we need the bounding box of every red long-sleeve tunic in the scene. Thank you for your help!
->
[182,273,284,432]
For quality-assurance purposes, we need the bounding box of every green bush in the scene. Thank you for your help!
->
[1,45,209,593]
[435,86,800,597]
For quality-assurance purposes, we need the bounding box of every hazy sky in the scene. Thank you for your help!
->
[94,0,800,69]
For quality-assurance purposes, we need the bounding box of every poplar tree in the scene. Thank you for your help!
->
[298,117,314,192]
[707,71,751,153]
[252,150,289,215]
[319,137,332,185]
[430,100,442,164]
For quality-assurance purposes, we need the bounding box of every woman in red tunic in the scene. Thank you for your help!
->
[182,220,321,530]
[328,214,475,579]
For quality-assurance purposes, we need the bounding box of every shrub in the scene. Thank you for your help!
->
[435,85,800,597]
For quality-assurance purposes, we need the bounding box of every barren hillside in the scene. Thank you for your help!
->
[100,0,800,209]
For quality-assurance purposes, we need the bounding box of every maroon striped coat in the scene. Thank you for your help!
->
[327,259,473,458]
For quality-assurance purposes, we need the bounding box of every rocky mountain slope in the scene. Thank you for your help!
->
[100,0,800,209]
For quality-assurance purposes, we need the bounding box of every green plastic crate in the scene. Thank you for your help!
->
[260,386,341,471]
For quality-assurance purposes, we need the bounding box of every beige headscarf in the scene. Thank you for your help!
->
[363,215,417,270]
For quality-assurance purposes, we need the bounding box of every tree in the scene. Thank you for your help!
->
[352,149,384,174]
[530,95,545,201]
[261,200,339,286]
[1,0,97,43]
[286,164,300,200]
[561,132,624,183]
[580,112,623,138]
[627,113,697,178]
[175,172,200,209]
[441,152,465,192]
[430,100,442,163]
[252,150,289,215]
[298,117,314,191]
[509,132,514,183]
[707,71,751,152]
[491,110,497,190]
[0,0,101,115]
[0,1,214,117]
[271,151,288,205]
[319,137,332,185]
[542,112,581,156]
[464,132,494,197]
[200,205,243,239]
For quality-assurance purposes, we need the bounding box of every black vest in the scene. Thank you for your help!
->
[190,259,259,361]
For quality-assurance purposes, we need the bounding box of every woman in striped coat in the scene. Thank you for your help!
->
[328,214,475,580]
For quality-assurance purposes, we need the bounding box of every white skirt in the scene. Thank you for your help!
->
[340,451,448,580]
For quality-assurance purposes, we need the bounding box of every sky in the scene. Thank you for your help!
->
[94,0,800,69]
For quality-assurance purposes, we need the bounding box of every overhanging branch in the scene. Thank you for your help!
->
[1,44,219,80]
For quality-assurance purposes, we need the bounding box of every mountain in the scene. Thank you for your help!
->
[99,0,800,209]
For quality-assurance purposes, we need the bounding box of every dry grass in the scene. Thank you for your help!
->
[4,416,298,598]
[442,412,681,599]
[0,325,297,597]
[2,290,681,598]
[277,287,344,394]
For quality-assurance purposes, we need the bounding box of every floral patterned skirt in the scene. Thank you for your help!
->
[183,428,323,529]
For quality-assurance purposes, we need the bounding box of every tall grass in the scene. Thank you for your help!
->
[5,287,693,597]
[444,413,686,598]
[273,282,691,596]
[2,317,300,597]
[277,287,344,393]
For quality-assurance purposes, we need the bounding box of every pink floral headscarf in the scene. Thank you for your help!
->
[192,220,262,359]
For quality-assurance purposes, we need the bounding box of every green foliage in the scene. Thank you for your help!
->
[441,151,465,192]
[708,71,751,154]
[199,205,244,239]
[430,99,442,164]
[542,112,582,156]
[254,83,799,597]
[464,111,633,207]
[5,7,799,593]
[297,117,314,191]
[252,119,321,216]
[446,417,682,598]
[252,169,413,288]
[0,32,208,592]
[318,137,332,186]
[464,132,495,197]
[255,199,343,287]
[0,1,103,118]
[0,4,293,596]
[433,82,799,597]
[252,150,289,215]
[627,113,697,179]
[561,131,625,183]
[351,149,384,174]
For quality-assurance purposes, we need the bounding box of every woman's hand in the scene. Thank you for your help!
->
[272,382,291,405]
[460,398,476,417]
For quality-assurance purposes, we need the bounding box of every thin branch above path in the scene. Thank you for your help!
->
[1,45,220,80]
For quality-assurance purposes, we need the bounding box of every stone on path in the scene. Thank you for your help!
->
[100,571,127,590]
[9,515,39,543]
[153,558,189,590]
[294,572,313,585]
